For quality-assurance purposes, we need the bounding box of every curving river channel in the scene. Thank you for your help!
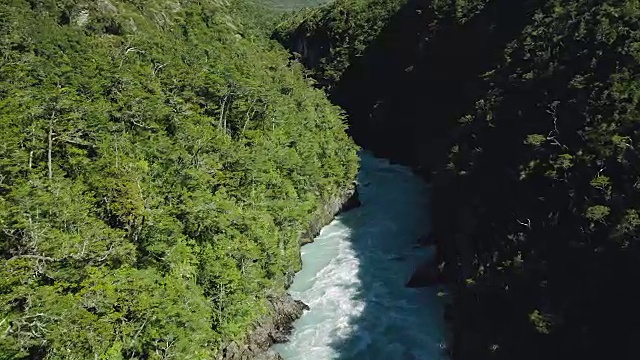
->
[274,152,447,360]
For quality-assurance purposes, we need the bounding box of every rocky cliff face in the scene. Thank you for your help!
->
[300,184,360,245]
[218,294,309,360]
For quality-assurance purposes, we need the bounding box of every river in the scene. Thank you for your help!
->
[274,152,447,360]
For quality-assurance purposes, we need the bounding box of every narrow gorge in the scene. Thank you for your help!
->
[2,0,640,359]
[275,0,640,359]
[274,153,446,360]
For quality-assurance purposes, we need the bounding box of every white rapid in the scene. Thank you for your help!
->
[274,152,447,360]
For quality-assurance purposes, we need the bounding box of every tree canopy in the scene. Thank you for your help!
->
[0,0,358,358]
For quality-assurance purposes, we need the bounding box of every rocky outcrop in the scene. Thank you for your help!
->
[218,294,309,360]
[339,186,361,213]
[220,183,359,359]
[300,183,360,245]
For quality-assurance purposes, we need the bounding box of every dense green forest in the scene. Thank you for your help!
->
[279,0,640,359]
[5,0,640,358]
[0,0,358,358]
[254,0,329,12]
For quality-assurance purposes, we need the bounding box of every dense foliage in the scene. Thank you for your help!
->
[444,0,640,358]
[0,0,358,358]
[279,0,640,358]
[253,0,330,12]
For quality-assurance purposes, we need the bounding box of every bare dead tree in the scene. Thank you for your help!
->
[47,112,55,180]
[219,93,229,131]
[517,218,532,228]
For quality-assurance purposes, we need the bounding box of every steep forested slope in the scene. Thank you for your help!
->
[278,0,640,359]
[443,1,640,358]
[0,0,357,358]
[277,0,494,160]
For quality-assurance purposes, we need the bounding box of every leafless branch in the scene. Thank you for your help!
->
[130,119,155,130]
[517,218,532,228]
[9,255,54,262]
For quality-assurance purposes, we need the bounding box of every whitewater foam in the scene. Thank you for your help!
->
[274,153,446,360]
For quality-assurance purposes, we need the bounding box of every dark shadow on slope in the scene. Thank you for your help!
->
[310,1,546,359]
[331,0,545,171]
[281,0,640,359]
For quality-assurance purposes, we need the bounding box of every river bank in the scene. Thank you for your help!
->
[218,184,360,360]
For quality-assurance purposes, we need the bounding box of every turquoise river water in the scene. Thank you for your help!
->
[274,153,447,360]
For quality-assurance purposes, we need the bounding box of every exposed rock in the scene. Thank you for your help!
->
[97,0,117,14]
[219,294,309,360]
[339,186,361,213]
[74,9,90,26]
[300,183,359,245]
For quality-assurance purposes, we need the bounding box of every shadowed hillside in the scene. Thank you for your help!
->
[278,0,640,358]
